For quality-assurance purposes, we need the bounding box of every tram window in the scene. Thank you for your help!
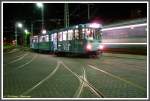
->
[63,31,67,41]
[32,39,35,43]
[41,36,46,42]
[58,32,63,41]
[39,36,42,42]
[51,34,54,41]
[45,35,49,42]
[54,33,57,41]
[75,29,79,39]
[82,28,85,39]
[68,30,73,40]
[35,39,37,43]
[85,28,93,40]
[82,28,85,32]
[79,28,83,39]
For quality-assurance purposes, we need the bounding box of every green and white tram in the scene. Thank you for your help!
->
[30,23,103,56]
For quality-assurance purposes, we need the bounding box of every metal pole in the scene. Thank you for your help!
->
[64,4,66,28]
[67,4,69,27]
[42,7,44,30]
[64,3,69,28]
[15,25,17,47]
[31,23,33,36]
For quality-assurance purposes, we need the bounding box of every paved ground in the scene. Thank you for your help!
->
[3,48,147,98]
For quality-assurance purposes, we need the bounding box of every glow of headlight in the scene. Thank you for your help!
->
[99,45,104,50]
[86,44,92,50]
[89,23,101,28]
[102,23,147,31]
[86,30,90,35]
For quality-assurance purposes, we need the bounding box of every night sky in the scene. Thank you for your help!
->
[3,3,147,42]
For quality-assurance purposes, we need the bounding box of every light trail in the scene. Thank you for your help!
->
[102,23,147,31]
[101,43,147,45]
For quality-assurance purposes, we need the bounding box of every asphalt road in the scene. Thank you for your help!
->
[3,48,147,98]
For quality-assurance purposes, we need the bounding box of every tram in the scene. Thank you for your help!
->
[30,23,103,56]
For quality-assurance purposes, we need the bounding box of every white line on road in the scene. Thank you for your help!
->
[4,54,38,76]
[20,61,60,96]
[88,64,146,92]
[16,54,38,69]
[4,49,19,54]
[7,53,29,64]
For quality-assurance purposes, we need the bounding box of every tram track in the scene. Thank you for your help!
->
[20,61,61,96]
[101,60,146,72]
[87,64,146,92]
[4,52,29,65]
[61,61,104,98]
[103,54,146,61]
[102,54,147,68]
[4,54,38,76]
[3,51,147,98]
[73,68,85,98]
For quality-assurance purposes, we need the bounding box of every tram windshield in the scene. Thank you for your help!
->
[82,28,102,40]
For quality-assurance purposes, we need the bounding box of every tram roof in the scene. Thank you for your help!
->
[47,23,103,35]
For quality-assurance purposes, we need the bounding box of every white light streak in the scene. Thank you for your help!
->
[102,23,147,31]
[101,43,147,45]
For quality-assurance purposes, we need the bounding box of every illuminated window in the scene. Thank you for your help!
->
[32,39,35,43]
[42,36,46,42]
[54,33,57,41]
[45,35,49,42]
[63,31,67,41]
[39,36,43,42]
[51,34,54,41]
[68,30,73,40]
[75,29,79,39]
[58,32,63,41]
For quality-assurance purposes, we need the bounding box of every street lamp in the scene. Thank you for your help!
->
[24,29,30,47]
[15,22,23,47]
[18,23,23,28]
[42,29,46,34]
[36,3,43,8]
[36,3,44,31]
[24,29,28,34]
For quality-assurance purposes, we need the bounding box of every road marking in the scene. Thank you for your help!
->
[16,54,38,69]
[20,61,60,96]
[73,77,84,98]
[88,64,146,92]
[7,53,29,64]
[73,67,86,98]
[4,49,19,54]
[4,54,38,76]
[61,62,104,98]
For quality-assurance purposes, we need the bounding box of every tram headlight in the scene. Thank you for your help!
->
[86,44,92,51]
[99,45,104,50]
